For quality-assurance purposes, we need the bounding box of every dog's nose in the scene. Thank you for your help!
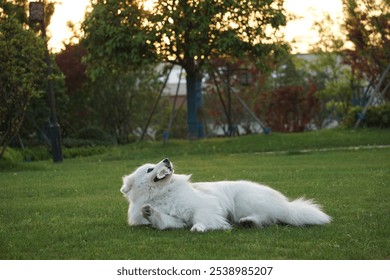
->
[163,158,170,164]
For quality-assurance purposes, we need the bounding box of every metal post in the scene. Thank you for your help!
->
[139,64,174,141]
[29,1,63,162]
[226,65,233,136]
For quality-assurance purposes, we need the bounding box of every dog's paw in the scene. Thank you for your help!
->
[239,217,255,228]
[221,223,233,230]
[191,223,206,232]
[141,204,153,218]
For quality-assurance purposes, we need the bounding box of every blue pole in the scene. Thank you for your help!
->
[186,74,205,139]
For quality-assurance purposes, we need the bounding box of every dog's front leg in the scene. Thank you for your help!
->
[128,204,150,226]
[141,204,186,230]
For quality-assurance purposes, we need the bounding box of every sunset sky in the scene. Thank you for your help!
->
[47,0,343,53]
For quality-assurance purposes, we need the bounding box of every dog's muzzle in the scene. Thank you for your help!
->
[153,158,173,182]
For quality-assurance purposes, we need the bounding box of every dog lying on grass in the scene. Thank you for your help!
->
[120,158,331,232]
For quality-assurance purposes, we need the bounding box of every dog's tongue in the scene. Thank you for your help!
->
[156,166,171,179]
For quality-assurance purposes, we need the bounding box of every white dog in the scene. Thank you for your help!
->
[120,158,331,232]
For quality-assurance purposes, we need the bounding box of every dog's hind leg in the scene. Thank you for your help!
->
[142,204,186,230]
[191,211,232,232]
[238,215,273,228]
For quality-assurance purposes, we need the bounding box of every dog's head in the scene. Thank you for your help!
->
[120,158,174,196]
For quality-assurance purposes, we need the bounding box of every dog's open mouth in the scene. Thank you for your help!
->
[154,165,172,182]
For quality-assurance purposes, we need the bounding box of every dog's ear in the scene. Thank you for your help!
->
[120,175,133,194]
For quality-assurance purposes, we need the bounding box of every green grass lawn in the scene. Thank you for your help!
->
[1,129,389,259]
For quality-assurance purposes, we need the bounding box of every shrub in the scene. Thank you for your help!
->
[343,106,362,128]
[1,147,23,162]
[21,147,51,161]
[366,104,390,128]
[0,145,108,166]
[76,126,116,146]
[62,138,95,148]
[63,146,107,158]
[265,84,320,132]
[0,147,24,169]
[344,104,390,128]
[2,146,65,164]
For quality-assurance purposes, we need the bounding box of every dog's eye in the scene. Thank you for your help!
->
[147,168,154,173]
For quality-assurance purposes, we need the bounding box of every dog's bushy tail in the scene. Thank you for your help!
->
[283,198,332,226]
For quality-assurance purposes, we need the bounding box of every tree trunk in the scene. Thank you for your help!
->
[186,74,205,139]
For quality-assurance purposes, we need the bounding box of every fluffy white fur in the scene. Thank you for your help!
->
[120,159,331,232]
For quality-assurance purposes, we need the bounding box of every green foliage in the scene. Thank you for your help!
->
[310,0,389,97]
[82,1,156,80]
[149,0,289,72]
[342,106,361,128]
[294,53,356,126]
[55,44,90,137]
[83,0,289,75]
[0,145,109,166]
[315,70,353,118]
[63,127,117,148]
[257,55,321,131]
[344,104,390,128]
[0,0,29,25]
[76,126,116,146]
[0,146,49,168]
[365,104,390,128]
[19,55,69,146]
[20,146,51,162]
[62,146,107,159]
[0,0,66,153]
[82,0,290,138]
[0,0,56,34]
[0,16,46,159]
[343,0,390,97]
[154,99,188,140]
[1,147,23,163]
[85,66,161,143]
[0,147,23,165]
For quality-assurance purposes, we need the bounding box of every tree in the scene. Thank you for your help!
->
[82,0,289,139]
[204,58,267,135]
[264,84,319,132]
[343,0,390,99]
[0,0,56,30]
[262,55,320,132]
[55,43,89,136]
[1,0,68,152]
[310,54,354,123]
[85,66,161,143]
[293,51,355,126]
[0,17,45,159]
[205,55,320,134]
[0,0,28,24]
[305,1,389,125]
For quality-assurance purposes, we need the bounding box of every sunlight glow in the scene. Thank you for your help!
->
[283,0,343,53]
[48,0,344,54]
[48,0,90,52]
[143,0,157,11]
